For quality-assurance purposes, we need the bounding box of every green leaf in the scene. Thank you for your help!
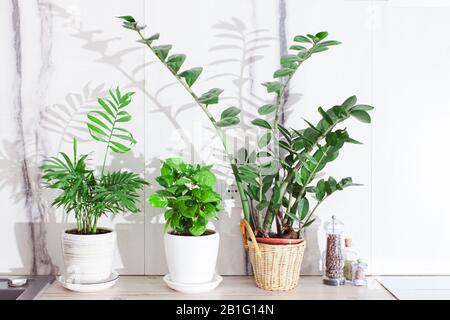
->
[164,158,186,171]
[117,16,136,23]
[251,119,272,129]
[310,46,329,53]
[262,81,282,94]
[148,193,168,208]
[298,198,309,220]
[294,35,311,43]
[307,34,320,43]
[351,104,374,112]
[318,107,333,125]
[200,189,221,203]
[153,45,172,61]
[216,117,240,127]
[319,40,341,47]
[258,104,276,115]
[316,31,328,41]
[280,55,300,68]
[303,218,316,228]
[147,33,160,41]
[325,132,338,146]
[189,224,206,236]
[221,106,241,119]
[258,132,272,148]
[290,45,307,51]
[303,119,322,134]
[164,209,174,220]
[193,170,216,188]
[285,211,300,221]
[274,67,295,78]
[342,95,357,109]
[179,67,203,87]
[277,124,292,142]
[350,110,371,123]
[166,54,186,73]
[198,88,223,105]
[138,34,160,45]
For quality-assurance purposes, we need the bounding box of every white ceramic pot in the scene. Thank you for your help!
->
[164,230,219,284]
[62,228,116,283]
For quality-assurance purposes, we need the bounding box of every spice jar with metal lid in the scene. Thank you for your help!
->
[352,259,368,286]
[323,215,345,286]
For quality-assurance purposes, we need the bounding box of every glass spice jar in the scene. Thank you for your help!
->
[323,215,345,286]
[343,238,358,281]
[352,259,368,286]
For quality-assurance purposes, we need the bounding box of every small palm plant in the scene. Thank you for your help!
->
[40,87,148,234]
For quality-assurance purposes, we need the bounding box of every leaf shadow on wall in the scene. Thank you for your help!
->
[0,138,58,274]
[42,4,323,275]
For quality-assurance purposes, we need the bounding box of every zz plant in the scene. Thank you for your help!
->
[119,16,373,239]
[40,87,148,234]
[148,158,223,236]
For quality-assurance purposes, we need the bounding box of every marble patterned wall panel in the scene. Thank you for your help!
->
[0,0,146,275]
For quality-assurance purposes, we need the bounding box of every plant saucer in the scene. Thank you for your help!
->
[58,271,119,293]
[163,274,223,294]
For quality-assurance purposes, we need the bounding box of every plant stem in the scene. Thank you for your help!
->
[263,117,342,231]
[136,30,252,221]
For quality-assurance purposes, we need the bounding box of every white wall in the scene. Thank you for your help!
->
[0,0,449,276]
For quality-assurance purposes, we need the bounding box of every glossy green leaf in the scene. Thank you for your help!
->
[148,193,168,208]
[316,31,328,41]
[153,45,172,61]
[262,81,282,94]
[221,106,241,119]
[274,67,295,78]
[350,110,371,123]
[166,54,186,73]
[351,104,374,112]
[294,35,311,43]
[216,117,240,127]
[258,104,276,115]
[251,119,272,129]
[179,67,203,87]
[198,88,223,105]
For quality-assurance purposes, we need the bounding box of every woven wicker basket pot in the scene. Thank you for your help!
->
[240,219,306,291]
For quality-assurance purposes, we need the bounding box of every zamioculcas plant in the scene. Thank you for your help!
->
[148,158,223,236]
[40,87,148,234]
[118,16,373,240]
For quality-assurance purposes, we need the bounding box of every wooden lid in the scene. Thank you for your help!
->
[344,238,352,247]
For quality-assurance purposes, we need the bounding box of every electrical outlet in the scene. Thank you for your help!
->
[224,184,239,200]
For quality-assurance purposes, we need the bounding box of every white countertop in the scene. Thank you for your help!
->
[40,276,395,300]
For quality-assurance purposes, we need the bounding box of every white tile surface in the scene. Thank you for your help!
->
[379,276,450,300]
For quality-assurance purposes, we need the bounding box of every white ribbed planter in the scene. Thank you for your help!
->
[164,230,219,284]
[62,228,116,283]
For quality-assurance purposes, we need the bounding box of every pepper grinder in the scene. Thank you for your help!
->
[323,215,345,286]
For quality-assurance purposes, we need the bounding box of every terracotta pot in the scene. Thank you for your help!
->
[256,237,304,245]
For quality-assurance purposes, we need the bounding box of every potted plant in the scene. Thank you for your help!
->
[148,158,223,291]
[40,87,148,286]
[119,17,373,290]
